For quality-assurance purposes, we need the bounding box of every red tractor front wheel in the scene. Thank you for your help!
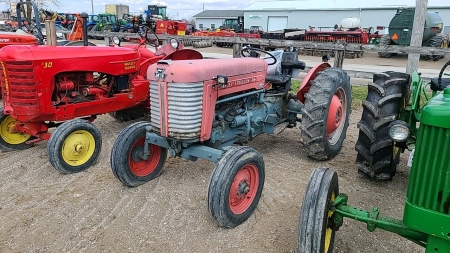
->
[208,146,265,228]
[0,108,35,151]
[110,122,167,187]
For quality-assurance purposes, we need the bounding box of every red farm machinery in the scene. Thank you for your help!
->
[108,46,352,228]
[0,12,202,174]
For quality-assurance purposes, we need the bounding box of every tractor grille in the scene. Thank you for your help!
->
[406,124,450,213]
[0,61,38,108]
[150,81,203,139]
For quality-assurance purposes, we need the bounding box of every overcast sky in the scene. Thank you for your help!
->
[2,0,449,20]
[3,0,248,20]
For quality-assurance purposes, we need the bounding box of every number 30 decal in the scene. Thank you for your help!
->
[42,62,53,68]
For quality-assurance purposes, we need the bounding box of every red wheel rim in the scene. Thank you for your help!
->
[327,94,343,135]
[229,164,259,215]
[326,87,347,145]
[128,137,162,177]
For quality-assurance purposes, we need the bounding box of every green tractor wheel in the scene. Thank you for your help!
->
[298,168,339,253]
[355,71,410,180]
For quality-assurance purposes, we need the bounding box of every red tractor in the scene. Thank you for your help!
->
[110,47,352,228]
[0,12,202,174]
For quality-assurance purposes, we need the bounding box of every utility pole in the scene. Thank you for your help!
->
[406,0,428,75]
[91,0,94,15]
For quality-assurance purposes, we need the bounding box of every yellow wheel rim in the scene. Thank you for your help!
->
[61,130,96,166]
[324,192,336,253]
[0,115,31,145]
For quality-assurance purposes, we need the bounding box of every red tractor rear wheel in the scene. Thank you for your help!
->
[110,122,167,187]
[208,146,265,228]
[301,68,351,161]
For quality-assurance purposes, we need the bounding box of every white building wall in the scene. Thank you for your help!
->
[244,8,450,32]
[194,18,225,30]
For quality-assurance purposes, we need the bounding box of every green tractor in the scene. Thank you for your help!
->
[94,13,118,32]
[298,61,450,252]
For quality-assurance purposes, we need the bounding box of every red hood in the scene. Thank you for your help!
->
[0,45,137,62]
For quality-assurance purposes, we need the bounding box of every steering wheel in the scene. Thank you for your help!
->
[138,25,159,47]
[438,59,450,86]
[240,46,277,66]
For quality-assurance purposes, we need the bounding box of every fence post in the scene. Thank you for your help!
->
[233,43,243,58]
[44,20,57,46]
[406,0,428,75]
[333,50,345,68]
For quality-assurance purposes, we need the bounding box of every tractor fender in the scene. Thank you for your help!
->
[162,49,203,60]
[297,62,331,103]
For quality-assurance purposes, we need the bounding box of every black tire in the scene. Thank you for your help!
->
[298,168,339,253]
[47,119,102,174]
[378,35,393,58]
[87,24,95,31]
[208,146,265,228]
[110,122,167,187]
[428,33,447,61]
[355,71,410,180]
[108,106,146,122]
[0,108,35,151]
[301,68,352,161]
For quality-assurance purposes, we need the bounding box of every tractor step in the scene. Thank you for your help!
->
[274,122,289,135]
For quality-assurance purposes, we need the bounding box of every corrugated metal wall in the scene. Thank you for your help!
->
[195,18,226,30]
[244,8,450,32]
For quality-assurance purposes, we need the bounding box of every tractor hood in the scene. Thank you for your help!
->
[147,58,267,83]
[0,31,37,48]
[0,45,137,62]
[0,45,140,75]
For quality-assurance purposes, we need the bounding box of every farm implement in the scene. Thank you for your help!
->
[110,46,352,228]
[298,60,450,252]
[0,12,202,174]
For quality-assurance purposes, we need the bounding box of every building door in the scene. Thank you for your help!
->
[444,25,450,36]
[267,16,288,32]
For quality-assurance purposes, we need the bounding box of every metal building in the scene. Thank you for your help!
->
[105,4,129,20]
[193,10,243,31]
[243,0,450,32]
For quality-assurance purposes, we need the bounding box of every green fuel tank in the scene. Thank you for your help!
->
[388,8,444,46]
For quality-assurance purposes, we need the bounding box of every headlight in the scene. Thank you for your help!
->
[388,120,410,142]
[112,36,120,45]
[170,38,179,49]
[217,75,228,86]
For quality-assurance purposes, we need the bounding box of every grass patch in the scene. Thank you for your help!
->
[350,85,368,109]
[290,79,367,109]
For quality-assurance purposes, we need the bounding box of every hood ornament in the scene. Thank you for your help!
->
[155,68,166,81]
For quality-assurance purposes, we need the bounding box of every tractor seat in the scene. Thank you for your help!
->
[430,78,450,91]
[281,52,306,70]
[265,75,290,85]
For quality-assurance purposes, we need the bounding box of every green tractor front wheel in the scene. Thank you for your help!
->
[298,168,339,253]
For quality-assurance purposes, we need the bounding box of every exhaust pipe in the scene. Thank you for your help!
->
[81,12,89,46]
